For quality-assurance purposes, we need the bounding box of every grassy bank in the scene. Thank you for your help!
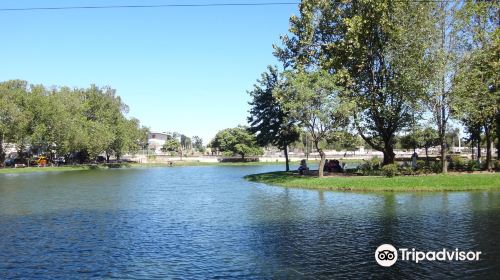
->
[0,165,93,174]
[0,161,285,175]
[244,171,500,192]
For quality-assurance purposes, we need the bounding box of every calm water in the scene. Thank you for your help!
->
[0,166,499,279]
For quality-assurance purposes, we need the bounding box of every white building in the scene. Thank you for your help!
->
[147,132,171,154]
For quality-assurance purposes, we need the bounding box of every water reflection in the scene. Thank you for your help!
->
[0,166,499,279]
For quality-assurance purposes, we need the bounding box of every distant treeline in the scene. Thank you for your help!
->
[0,80,149,164]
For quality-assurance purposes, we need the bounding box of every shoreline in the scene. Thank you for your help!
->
[244,171,500,192]
[0,161,288,175]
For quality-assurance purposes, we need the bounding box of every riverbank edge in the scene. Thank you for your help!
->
[0,161,291,175]
[244,171,500,192]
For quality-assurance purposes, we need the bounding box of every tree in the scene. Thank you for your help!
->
[0,80,28,164]
[424,1,462,173]
[400,127,440,163]
[161,138,181,156]
[275,70,351,177]
[192,136,205,153]
[248,66,300,172]
[0,81,147,166]
[452,0,499,171]
[274,0,435,165]
[327,131,363,154]
[209,126,263,159]
[180,134,191,157]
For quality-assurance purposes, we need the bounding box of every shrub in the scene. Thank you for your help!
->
[431,161,442,173]
[400,165,415,176]
[466,160,479,172]
[415,160,426,170]
[358,157,382,176]
[449,155,467,171]
[382,164,399,178]
[370,157,381,170]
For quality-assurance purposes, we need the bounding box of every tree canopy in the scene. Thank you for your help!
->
[248,66,300,171]
[209,126,263,159]
[0,80,148,165]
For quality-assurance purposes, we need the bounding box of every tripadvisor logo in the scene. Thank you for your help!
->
[375,244,482,267]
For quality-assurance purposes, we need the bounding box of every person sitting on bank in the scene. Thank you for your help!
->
[327,159,335,172]
[332,160,343,173]
[298,159,309,175]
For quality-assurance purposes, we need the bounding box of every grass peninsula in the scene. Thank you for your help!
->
[244,171,500,192]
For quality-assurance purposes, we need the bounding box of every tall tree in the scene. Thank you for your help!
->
[0,81,28,164]
[275,0,435,165]
[275,70,351,177]
[192,136,205,153]
[425,1,461,173]
[248,66,300,172]
[452,0,499,171]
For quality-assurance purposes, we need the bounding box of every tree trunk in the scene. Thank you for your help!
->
[471,141,474,160]
[106,154,110,163]
[0,135,5,166]
[283,143,290,172]
[440,133,447,173]
[485,125,492,172]
[477,138,481,166]
[318,149,326,178]
[382,144,395,165]
[496,111,500,160]
[438,10,448,174]
[425,147,429,164]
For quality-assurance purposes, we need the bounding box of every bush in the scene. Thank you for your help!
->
[358,157,382,176]
[415,160,426,170]
[400,165,416,176]
[218,157,259,163]
[431,161,442,173]
[466,160,479,172]
[449,156,467,171]
[370,157,381,170]
[494,160,500,172]
[382,164,399,178]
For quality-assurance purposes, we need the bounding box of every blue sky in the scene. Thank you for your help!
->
[0,0,298,143]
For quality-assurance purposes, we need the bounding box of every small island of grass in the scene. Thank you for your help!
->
[244,171,500,192]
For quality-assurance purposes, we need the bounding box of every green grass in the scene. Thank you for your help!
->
[244,171,500,192]
[0,165,92,174]
[0,161,286,175]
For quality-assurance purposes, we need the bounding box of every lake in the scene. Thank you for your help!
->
[1,165,499,279]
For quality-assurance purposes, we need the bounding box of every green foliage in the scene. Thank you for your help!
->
[466,160,480,172]
[274,70,352,176]
[209,126,263,159]
[358,157,382,176]
[430,161,442,174]
[192,136,205,153]
[0,80,148,164]
[451,0,499,171]
[275,0,436,165]
[248,66,300,151]
[449,156,467,172]
[382,164,399,178]
[161,139,181,155]
[399,127,440,153]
